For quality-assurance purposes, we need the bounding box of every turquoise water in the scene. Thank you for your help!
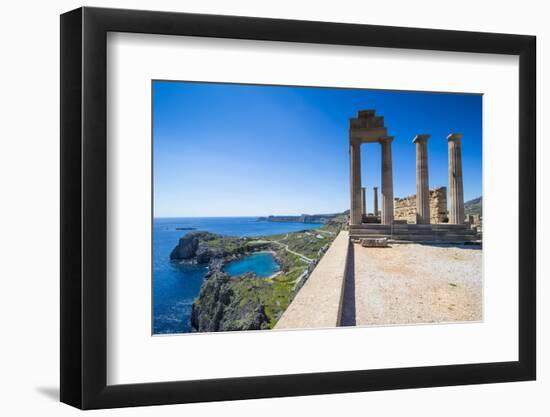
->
[223,252,280,278]
[153,217,322,334]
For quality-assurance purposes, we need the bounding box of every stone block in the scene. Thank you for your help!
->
[361,237,389,248]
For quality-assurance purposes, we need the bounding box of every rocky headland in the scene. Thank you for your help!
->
[190,271,271,332]
[170,231,292,332]
[170,218,346,333]
[170,231,263,264]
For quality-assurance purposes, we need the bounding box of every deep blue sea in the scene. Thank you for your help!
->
[153,217,322,334]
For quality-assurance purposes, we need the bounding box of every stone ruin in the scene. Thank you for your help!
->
[394,186,448,224]
[348,109,479,243]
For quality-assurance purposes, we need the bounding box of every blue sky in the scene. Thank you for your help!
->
[153,81,482,217]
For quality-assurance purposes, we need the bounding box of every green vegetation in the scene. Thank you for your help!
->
[262,272,301,328]
[201,234,248,253]
[236,220,346,327]
[260,218,345,260]
[191,273,271,332]
[262,249,308,327]
[265,230,329,260]
[257,211,348,224]
[464,196,482,216]
[207,246,310,329]
[188,214,348,332]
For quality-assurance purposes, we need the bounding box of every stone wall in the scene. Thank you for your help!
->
[394,186,447,224]
[275,231,350,329]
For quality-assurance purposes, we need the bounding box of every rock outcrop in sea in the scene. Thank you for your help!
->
[169,231,204,260]
[170,231,251,264]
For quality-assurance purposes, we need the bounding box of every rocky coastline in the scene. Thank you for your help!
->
[169,217,346,333]
[170,231,257,264]
[170,231,280,332]
[257,211,348,225]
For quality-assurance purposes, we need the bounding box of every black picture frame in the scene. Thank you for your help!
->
[60,6,536,410]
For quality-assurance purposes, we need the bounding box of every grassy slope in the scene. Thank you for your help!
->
[464,196,482,216]
[227,248,308,329]
[231,220,345,328]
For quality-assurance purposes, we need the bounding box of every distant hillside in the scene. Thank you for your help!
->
[464,196,482,216]
[257,211,348,225]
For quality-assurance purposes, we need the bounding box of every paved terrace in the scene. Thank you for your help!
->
[275,231,482,329]
[352,242,482,325]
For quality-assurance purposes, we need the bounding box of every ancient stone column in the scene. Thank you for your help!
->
[379,136,394,225]
[448,133,465,224]
[413,134,431,224]
[349,142,362,225]
[361,187,366,217]
[373,186,379,217]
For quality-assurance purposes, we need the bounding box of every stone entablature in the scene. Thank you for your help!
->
[394,187,447,224]
[348,110,393,226]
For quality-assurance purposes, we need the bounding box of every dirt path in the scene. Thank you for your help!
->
[277,242,313,263]
[250,238,312,263]
[353,243,482,325]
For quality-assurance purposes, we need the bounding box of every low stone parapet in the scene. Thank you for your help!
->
[274,231,351,330]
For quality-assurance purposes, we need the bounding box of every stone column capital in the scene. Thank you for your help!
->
[447,133,463,142]
[412,134,431,144]
[379,135,394,144]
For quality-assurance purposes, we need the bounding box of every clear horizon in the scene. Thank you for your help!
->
[153,81,482,217]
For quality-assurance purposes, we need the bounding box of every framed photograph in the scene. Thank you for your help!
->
[60,6,536,409]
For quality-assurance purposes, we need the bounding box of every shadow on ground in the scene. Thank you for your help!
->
[35,386,59,401]
[340,244,356,326]
[416,242,482,250]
